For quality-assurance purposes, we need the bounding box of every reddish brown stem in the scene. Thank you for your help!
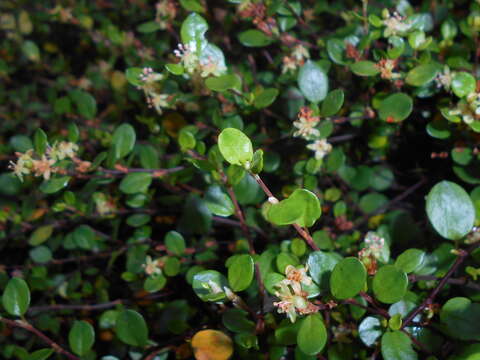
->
[0,318,79,360]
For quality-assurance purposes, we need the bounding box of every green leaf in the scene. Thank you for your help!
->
[25,349,54,360]
[125,67,143,87]
[39,177,71,194]
[222,308,255,333]
[112,124,136,159]
[70,90,97,119]
[452,72,476,98]
[306,251,340,289]
[34,128,47,155]
[115,310,149,347]
[298,61,328,103]
[29,225,54,246]
[2,277,31,316]
[372,265,408,304]
[395,249,426,273]
[137,21,162,33]
[321,89,344,117]
[119,173,152,194]
[330,257,366,300]
[69,320,95,356]
[268,189,321,227]
[165,231,186,256]
[381,331,418,360]
[22,40,40,62]
[30,245,52,263]
[181,12,208,54]
[405,63,440,87]
[144,274,167,293]
[426,181,475,240]
[440,297,480,341]
[228,254,254,291]
[180,0,205,13]
[218,128,253,166]
[193,270,228,301]
[27,349,54,360]
[204,185,235,217]
[379,93,413,122]
[73,225,96,250]
[205,74,239,92]
[165,63,184,75]
[250,149,264,174]
[350,61,380,76]
[359,316,382,347]
[254,88,279,109]
[297,314,327,355]
[238,29,273,47]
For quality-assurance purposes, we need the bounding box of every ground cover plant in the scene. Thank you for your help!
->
[1,0,480,359]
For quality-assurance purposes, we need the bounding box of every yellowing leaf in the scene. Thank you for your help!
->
[191,330,233,360]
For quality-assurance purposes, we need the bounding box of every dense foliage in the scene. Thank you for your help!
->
[1,0,480,359]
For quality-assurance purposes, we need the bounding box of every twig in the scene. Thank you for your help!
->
[409,274,480,292]
[0,318,79,360]
[401,242,480,329]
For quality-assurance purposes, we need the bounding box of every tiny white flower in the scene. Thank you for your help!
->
[306,139,332,160]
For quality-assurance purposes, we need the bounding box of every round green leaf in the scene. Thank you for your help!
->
[321,89,344,117]
[298,60,329,103]
[452,72,476,98]
[330,257,366,300]
[218,128,253,166]
[222,308,255,333]
[405,63,440,87]
[426,181,475,240]
[125,67,143,87]
[112,124,136,159]
[204,185,235,217]
[395,249,426,273]
[350,61,380,77]
[297,313,327,355]
[268,188,321,227]
[69,320,95,356]
[144,274,167,293]
[29,245,52,263]
[381,331,418,360]
[205,74,239,92]
[228,254,254,292]
[2,277,31,316]
[69,90,97,119]
[254,88,279,109]
[238,29,273,47]
[193,270,228,301]
[29,225,54,246]
[379,93,413,122]
[440,297,480,341]
[119,173,152,194]
[27,349,54,360]
[180,12,208,53]
[372,265,408,304]
[39,177,70,194]
[306,251,340,289]
[115,310,149,347]
[359,316,382,347]
[165,231,186,256]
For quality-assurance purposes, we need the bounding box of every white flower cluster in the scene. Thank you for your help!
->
[137,67,173,115]
[174,43,226,77]
[449,92,480,125]
[383,10,412,37]
[273,265,319,323]
[9,141,79,182]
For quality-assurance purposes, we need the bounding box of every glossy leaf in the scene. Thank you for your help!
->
[381,331,418,360]
[379,93,413,123]
[372,265,408,304]
[297,313,327,355]
[298,61,329,103]
[426,181,475,240]
[112,124,136,159]
[228,254,254,291]
[115,310,149,347]
[69,320,95,356]
[330,257,366,300]
[267,188,321,227]
[2,277,31,316]
[191,330,233,360]
[218,128,253,166]
[321,89,344,117]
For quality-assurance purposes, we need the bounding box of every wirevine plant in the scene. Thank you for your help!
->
[1,0,480,359]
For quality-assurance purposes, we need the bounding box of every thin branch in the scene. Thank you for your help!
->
[402,242,480,329]
[0,318,79,360]
[409,274,480,292]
